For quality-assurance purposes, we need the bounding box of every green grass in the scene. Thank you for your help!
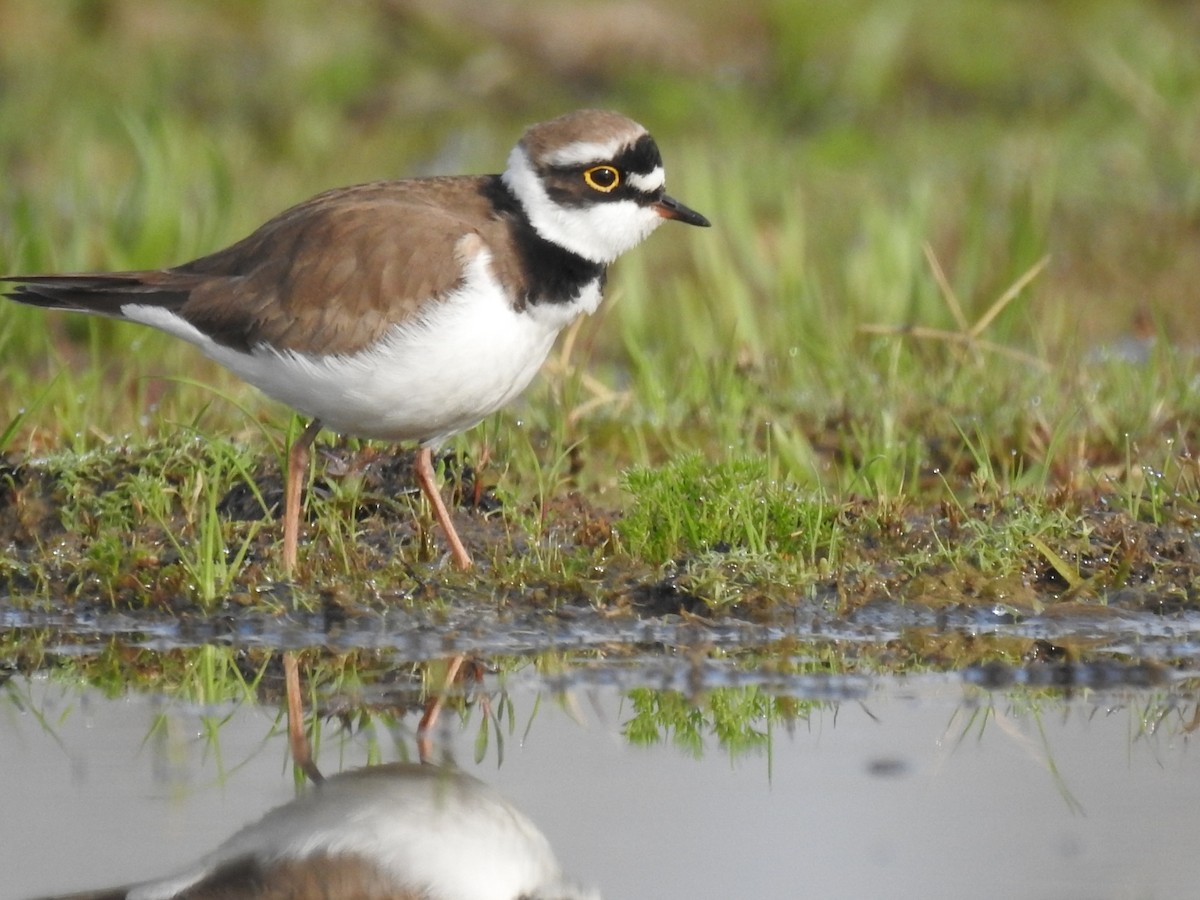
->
[2,0,1200,622]
[618,453,837,564]
[8,637,1191,770]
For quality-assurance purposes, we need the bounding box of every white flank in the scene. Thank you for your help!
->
[130,766,599,900]
[122,247,601,446]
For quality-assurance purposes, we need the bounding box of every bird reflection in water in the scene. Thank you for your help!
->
[40,658,596,900]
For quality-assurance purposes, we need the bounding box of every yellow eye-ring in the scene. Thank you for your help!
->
[583,165,620,192]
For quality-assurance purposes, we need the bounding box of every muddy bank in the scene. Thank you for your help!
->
[2,443,1200,651]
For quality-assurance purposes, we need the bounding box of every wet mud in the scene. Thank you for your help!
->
[2,445,1200,691]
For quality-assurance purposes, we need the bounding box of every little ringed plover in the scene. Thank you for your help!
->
[3,109,709,572]
[38,763,598,900]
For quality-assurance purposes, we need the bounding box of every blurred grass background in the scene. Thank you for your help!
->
[1,0,1198,503]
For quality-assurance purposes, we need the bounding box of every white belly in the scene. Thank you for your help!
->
[124,250,603,446]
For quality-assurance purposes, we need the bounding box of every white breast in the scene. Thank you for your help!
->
[128,765,598,900]
[123,249,603,446]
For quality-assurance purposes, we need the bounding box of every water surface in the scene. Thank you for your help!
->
[3,667,1196,900]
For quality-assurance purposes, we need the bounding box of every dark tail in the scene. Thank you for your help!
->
[25,888,133,900]
[2,273,193,317]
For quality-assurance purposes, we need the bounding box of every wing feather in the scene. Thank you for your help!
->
[3,176,510,357]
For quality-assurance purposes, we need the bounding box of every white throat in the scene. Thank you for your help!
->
[501,146,664,265]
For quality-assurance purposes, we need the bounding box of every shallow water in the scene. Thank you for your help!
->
[3,663,1198,900]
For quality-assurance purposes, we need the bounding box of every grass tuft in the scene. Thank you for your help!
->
[618,453,835,566]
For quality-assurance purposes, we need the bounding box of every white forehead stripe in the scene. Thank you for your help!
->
[543,138,634,168]
[626,167,665,193]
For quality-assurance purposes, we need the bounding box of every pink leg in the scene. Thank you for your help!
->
[283,419,323,574]
[283,652,323,784]
[416,654,466,763]
[414,447,473,570]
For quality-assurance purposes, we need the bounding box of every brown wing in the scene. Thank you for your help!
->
[4,176,507,357]
[28,856,407,900]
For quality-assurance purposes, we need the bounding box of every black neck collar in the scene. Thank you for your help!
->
[482,176,607,307]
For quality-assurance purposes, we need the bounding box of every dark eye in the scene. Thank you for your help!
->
[582,165,620,192]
